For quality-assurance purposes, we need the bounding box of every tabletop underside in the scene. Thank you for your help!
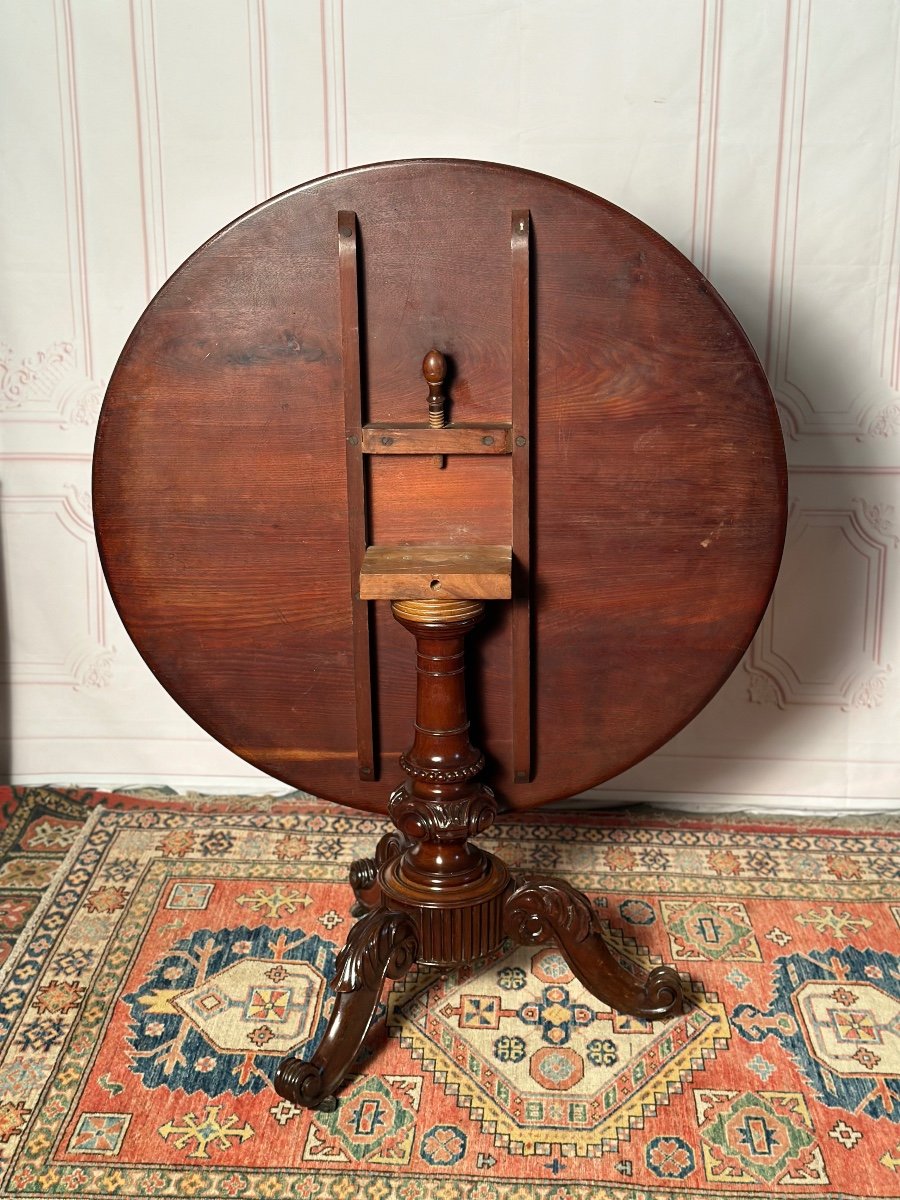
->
[93,160,787,813]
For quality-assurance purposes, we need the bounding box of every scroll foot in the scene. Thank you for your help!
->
[274,906,419,1108]
[504,877,682,1020]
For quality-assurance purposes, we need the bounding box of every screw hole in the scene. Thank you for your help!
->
[429,578,441,590]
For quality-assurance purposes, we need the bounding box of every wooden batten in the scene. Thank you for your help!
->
[359,545,512,600]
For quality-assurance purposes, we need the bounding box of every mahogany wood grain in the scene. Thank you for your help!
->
[337,209,374,779]
[360,423,512,455]
[93,160,787,812]
[275,595,682,1107]
[504,878,681,1019]
[274,905,418,1107]
[510,208,532,783]
[359,545,512,600]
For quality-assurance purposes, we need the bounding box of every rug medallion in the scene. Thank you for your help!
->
[0,790,898,1198]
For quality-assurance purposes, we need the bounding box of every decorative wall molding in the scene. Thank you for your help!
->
[746,500,896,710]
[689,0,723,276]
[868,403,900,440]
[855,498,898,546]
[320,0,347,173]
[54,0,94,377]
[766,0,900,440]
[1,1,898,805]
[0,342,101,429]
[1,484,115,689]
[764,0,810,435]
[129,0,168,298]
[881,64,900,392]
[247,0,273,205]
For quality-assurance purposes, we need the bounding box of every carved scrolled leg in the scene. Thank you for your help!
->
[274,906,419,1108]
[504,877,683,1020]
[349,829,411,916]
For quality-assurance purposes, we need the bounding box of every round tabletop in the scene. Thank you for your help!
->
[93,159,787,813]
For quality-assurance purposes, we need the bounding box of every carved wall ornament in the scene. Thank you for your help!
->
[0,341,101,429]
[855,500,899,546]
[70,645,117,692]
[845,667,892,712]
[745,667,783,708]
[867,403,900,439]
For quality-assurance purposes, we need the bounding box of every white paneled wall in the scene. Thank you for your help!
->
[1,0,897,810]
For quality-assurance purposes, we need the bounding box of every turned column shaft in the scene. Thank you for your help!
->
[392,599,491,888]
[382,598,510,965]
[403,603,484,883]
[408,631,474,783]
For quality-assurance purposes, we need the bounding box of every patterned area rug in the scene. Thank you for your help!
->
[0,788,113,968]
[0,787,898,1199]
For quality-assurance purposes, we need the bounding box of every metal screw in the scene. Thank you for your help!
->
[348,434,359,445]
[516,435,527,447]
[382,436,394,446]
[482,435,494,446]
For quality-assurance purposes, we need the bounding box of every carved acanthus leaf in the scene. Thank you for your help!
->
[505,878,594,946]
[388,786,496,842]
[332,908,418,992]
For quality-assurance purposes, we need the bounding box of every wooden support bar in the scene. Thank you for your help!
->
[511,209,532,784]
[338,210,375,780]
[360,545,512,600]
[361,424,512,456]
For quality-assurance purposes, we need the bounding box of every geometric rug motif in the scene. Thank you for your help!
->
[695,1088,828,1186]
[1,787,900,1199]
[661,898,763,961]
[298,1073,423,1166]
[389,940,730,1156]
[733,945,900,1123]
[123,921,334,1094]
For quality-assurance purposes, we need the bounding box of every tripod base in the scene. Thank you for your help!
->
[273,597,683,1110]
[274,839,683,1109]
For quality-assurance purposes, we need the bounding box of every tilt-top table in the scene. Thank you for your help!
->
[93,159,787,1107]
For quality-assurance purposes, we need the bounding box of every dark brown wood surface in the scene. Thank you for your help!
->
[93,159,787,813]
[275,593,682,1107]
[359,546,512,600]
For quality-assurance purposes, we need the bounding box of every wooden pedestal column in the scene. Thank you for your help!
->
[381,599,511,965]
[274,599,684,1109]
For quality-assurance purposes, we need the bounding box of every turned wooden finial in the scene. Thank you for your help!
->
[423,349,447,468]
[423,349,447,428]
[423,347,446,384]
